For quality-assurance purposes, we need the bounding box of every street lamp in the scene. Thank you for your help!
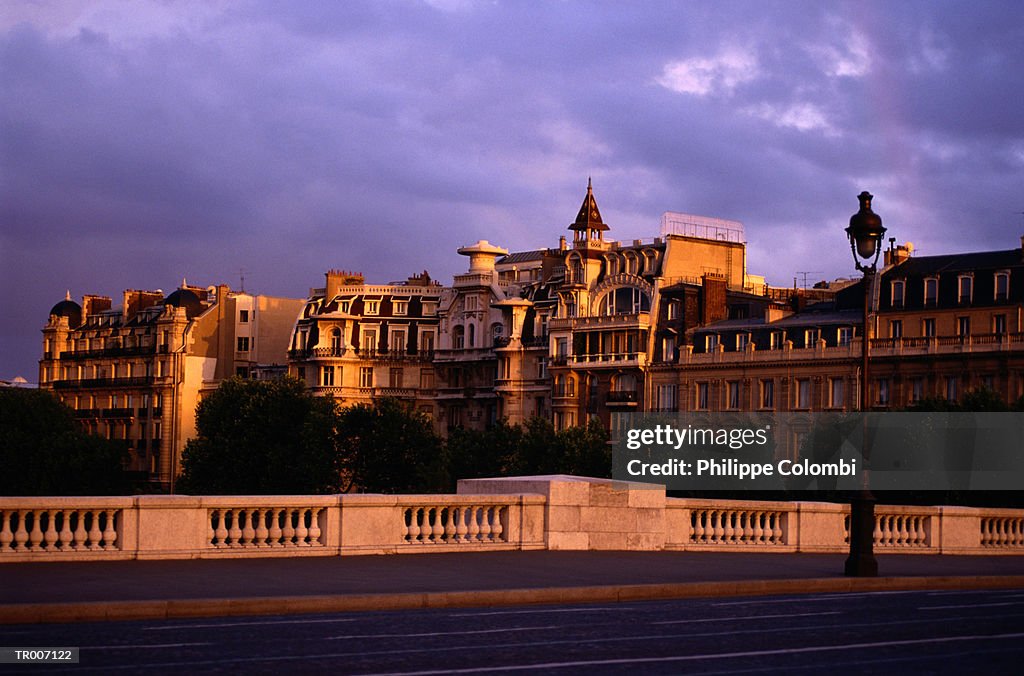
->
[844,191,886,577]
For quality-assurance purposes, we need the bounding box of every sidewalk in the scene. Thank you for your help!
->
[3,551,1024,623]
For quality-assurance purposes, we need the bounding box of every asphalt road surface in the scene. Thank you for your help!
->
[2,588,1023,674]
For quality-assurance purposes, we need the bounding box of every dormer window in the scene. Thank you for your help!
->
[805,328,819,346]
[769,331,783,349]
[924,278,938,306]
[890,280,905,308]
[995,271,1010,301]
[339,301,350,313]
[957,275,973,304]
[393,300,408,316]
[838,327,853,346]
[705,334,719,351]
[736,333,748,351]
[365,300,379,315]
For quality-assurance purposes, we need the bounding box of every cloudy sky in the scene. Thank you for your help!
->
[2,0,1023,381]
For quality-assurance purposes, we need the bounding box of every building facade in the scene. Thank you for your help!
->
[40,283,303,489]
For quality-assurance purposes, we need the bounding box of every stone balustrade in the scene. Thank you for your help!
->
[2,477,1023,562]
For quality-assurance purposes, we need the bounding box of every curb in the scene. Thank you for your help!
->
[3,575,1024,625]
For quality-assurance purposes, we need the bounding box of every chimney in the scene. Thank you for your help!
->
[82,294,112,317]
[122,290,164,318]
[325,270,343,299]
[559,235,567,251]
[700,274,727,325]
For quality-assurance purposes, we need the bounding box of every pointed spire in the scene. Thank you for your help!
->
[569,178,608,233]
[181,277,187,289]
[65,289,71,301]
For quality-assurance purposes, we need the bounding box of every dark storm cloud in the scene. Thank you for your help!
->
[2,0,1023,379]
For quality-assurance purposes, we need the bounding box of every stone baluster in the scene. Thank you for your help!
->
[308,508,322,545]
[295,508,310,546]
[59,511,73,550]
[753,511,765,543]
[102,511,117,550]
[491,507,505,542]
[86,511,103,550]
[455,507,468,542]
[73,511,88,550]
[444,508,456,543]
[723,511,735,543]
[406,508,420,543]
[213,509,228,547]
[431,508,445,543]
[0,511,12,551]
[467,507,481,542]
[712,510,724,543]
[478,507,492,542]
[268,509,283,546]
[741,512,753,543]
[872,514,883,547]
[28,511,44,550]
[254,509,269,546]
[772,513,783,544]
[226,509,242,547]
[43,511,59,550]
[241,510,256,546]
[692,511,706,543]
[13,511,29,551]
[282,509,296,546]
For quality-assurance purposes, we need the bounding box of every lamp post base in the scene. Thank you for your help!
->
[845,494,878,577]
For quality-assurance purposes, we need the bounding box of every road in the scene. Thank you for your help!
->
[2,588,1023,674]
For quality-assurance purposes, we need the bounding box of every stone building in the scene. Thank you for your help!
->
[287,270,442,418]
[40,283,303,490]
[655,236,1024,413]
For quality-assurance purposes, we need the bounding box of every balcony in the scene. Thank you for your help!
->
[569,352,647,368]
[52,376,158,390]
[606,390,639,405]
[101,408,136,419]
[552,312,651,332]
[59,345,157,360]
[373,387,419,399]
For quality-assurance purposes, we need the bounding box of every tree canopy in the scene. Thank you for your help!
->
[0,388,130,495]
[177,377,343,494]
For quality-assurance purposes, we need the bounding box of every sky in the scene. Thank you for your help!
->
[2,0,1023,381]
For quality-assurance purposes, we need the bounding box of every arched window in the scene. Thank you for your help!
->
[624,252,639,276]
[330,328,342,352]
[453,325,465,349]
[612,373,637,392]
[599,287,651,316]
[468,323,476,347]
[568,254,584,284]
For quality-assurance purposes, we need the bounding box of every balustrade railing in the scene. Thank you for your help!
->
[0,507,121,553]
[688,507,787,546]
[208,506,326,549]
[981,515,1024,547]
[401,504,509,545]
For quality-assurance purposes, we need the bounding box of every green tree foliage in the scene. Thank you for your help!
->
[337,397,445,493]
[444,416,611,485]
[177,377,343,495]
[0,388,129,495]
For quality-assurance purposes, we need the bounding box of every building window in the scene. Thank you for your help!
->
[876,378,890,406]
[393,300,408,316]
[339,301,350,313]
[658,384,679,412]
[468,323,476,347]
[982,374,995,391]
[993,314,1007,335]
[889,320,902,339]
[891,280,905,308]
[995,272,1009,301]
[706,335,720,351]
[794,379,810,409]
[359,367,373,388]
[320,366,334,387]
[419,329,436,354]
[330,328,342,352]
[736,334,748,351]
[838,327,853,346]
[362,328,378,354]
[537,357,548,379]
[666,302,679,320]
[420,368,434,389]
[922,318,936,337]
[760,379,774,409]
[237,337,249,352]
[911,378,924,403]
[945,376,958,402]
[957,316,971,336]
[805,328,819,346]
[924,278,938,306]
[829,378,845,409]
[465,295,478,310]
[389,368,403,388]
[239,310,249,323]
[958,275,973,304]
[770,331,784,350]
[695,383,709,410]
[390,329,407,354]
[365,300,379,315]
[555,337,568,358]
[661,336,677,362]
[422,302,437,316]
[296,366,306,382]
[236,366,249,378]
[727,381,740,410]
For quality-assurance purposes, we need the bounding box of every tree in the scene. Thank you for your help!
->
[176,377,343,494]
[0,388,130,495]
[337,397,445,493]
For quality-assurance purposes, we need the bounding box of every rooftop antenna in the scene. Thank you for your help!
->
[796,271,822,290]
[239,268,247,293]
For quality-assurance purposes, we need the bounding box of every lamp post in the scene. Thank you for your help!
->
[844,191,886,577]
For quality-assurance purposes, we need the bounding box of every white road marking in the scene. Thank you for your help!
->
[328,625,560,640]
[919,602,1022,610]
[653,611,841,625]
[145,617,359,630]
